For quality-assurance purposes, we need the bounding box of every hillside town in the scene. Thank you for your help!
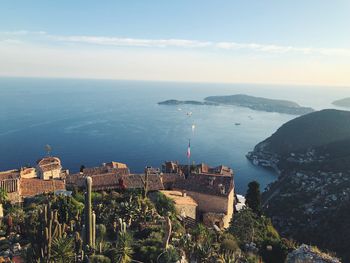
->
[1,157,237,229]
[0,157,341,262]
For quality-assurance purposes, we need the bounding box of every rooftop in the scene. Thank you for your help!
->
[20,178,65,197]
[160,190,198,206]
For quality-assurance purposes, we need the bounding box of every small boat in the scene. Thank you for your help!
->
[235,122,241,126]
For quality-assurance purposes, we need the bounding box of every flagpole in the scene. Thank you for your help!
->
[187,138,191,178]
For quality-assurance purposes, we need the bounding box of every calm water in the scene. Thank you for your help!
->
[0,78,348,193]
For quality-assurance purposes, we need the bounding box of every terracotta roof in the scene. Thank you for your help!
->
[91,173,120,191]
[160,190,198,206]
[174,173,234,197]
[82,166,129,176]
[123,174,164,191]
[20,178,65,197]
[0,169,20,181]
[66,173,164,192]
[161,173,184,189]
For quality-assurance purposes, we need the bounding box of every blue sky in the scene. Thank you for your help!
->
[1,1,350,85]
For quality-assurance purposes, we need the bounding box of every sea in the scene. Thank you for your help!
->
[0,77,348,193]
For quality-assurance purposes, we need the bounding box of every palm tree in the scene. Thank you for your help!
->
[50,236,75,263]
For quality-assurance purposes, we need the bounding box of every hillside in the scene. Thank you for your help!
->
[248,109,350,262]
[332,97,350,108]
[205,94,314,115]
[254,109,350,155]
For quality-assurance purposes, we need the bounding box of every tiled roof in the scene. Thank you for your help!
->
[161,173,184,189]
[20,178,65,197]
[121,174,164,191]
[0,169,20,181]
[66,173,164,192]
[82,166,129,176]
[174,173,234,197]
[91,173,120,191]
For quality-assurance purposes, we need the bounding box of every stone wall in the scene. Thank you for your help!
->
[182,188,234,228]
[175,203,196,219]
[42,169,61,180]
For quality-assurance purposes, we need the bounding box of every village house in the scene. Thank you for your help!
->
[162,161,235,229]
[66,160,236,229]
[0,157,66,203]
[66,162,164,192]
[36,156,64,180]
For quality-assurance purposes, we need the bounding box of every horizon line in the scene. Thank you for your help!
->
[0,74,349,89]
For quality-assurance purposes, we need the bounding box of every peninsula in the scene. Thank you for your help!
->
[247,109,350,262]
[332,97,350,108]
[158,94,314,115]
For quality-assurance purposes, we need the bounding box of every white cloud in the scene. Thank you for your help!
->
[50,35,212,48]
[1,30,47,36]
[1,30,350,57]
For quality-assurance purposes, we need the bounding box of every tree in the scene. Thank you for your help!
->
[245,181,261,214]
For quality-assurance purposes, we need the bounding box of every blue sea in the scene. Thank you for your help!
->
[0,78,348,193]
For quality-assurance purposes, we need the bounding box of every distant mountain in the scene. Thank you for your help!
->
[247,109,350,262]
[159,94,314,115]
[158,99,217,106]
[332,97,350,108]
[204,94,314,115]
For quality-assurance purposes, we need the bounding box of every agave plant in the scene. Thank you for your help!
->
[50,236,75,263]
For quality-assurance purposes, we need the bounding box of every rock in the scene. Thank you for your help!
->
[286,244,341,263]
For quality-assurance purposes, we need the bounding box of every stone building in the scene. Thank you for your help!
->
[66,162,164,192]
[163,161,235,229]
[36,157,63,180]
[0,170,21,202]
[0,157,66,202]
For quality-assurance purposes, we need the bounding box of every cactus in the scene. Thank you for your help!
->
[38,203,69,261]
[74,231,83,255]
[119,218,127,233]
[92,211,96,249]
[84,176,93,249]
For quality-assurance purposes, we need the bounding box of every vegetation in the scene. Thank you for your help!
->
[0,180,327,262]
[245,181,261,215]
[250,109,350,261]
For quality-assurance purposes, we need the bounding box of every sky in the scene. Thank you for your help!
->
[0,0,350,86]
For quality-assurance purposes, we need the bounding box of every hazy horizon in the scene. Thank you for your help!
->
[1,1,350,86]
